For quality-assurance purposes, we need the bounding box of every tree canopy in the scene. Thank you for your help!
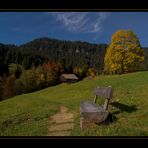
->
[104,30,145,74]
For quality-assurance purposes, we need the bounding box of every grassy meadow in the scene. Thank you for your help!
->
[0,71,148,136]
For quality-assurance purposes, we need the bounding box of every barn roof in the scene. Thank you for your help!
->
[61,74,79,80]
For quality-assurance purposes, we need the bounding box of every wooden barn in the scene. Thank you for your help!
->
[60,74,79,83]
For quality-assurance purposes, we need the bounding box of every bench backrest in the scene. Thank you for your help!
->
[94,86,112,99]
[93,86,112,110]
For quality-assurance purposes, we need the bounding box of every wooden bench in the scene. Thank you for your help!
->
[80,86,112,130]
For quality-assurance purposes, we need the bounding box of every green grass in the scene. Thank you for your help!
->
[0,71,148,136]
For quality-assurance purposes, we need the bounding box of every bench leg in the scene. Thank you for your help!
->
[80,117,88,130]
[80,117,96,130]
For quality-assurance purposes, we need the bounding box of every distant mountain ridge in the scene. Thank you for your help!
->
[19,37,107,54]
[0,37,108,76]
[0,37,148,76]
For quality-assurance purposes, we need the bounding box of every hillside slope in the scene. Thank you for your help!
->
[0,37,107,74]
[0,71,148,136]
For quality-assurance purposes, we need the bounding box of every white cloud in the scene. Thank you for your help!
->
[50,12,110,33]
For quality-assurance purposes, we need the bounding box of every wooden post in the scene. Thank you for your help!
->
[103,99,109,110]
[93,95,97,103]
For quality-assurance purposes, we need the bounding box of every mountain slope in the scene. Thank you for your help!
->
[1,37,148,75]
[0,71,148,136]
[19,37,108,71]
[0,37,108,74]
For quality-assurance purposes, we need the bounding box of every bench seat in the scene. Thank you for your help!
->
[80,101,109,129]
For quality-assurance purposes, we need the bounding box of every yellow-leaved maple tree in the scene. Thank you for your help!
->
[104,30,145,74]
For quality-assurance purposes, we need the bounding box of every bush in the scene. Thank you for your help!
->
[8,63,24,79]
[15,69,37,94]
[3,75,16,99]
[0,77,3,100]
[15,62,63,95]
[86,68,97,77]
[42,62,63,86]
[34,65,46,89]
[73,66,87,79]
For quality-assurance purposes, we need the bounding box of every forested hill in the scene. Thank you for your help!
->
[0,37,108,76]
[1,37,148,77]
[19,38,108,71]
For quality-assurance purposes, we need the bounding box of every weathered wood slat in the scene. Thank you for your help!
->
[94,86,112,99]
[80,101,104,113]
[103,99,110,110]
[80,101,108,121]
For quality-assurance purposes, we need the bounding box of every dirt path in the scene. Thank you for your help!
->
[47,106,74,136]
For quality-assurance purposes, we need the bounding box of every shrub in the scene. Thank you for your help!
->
[86,68,97,77]
[73,66,87,79]
[3,75,16,99]
[15,62,63,95]
[0,77,3,100]
[8,63,24,79]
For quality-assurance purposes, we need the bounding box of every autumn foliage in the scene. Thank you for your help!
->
[0,77,3,100]
[86,68,97,77]
[104,30,144,74]
[73,66,87,79]
[3,75,16,99]
[15,62,63,95]
[42,62,64,86]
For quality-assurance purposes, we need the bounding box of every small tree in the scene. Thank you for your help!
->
[8,63,24,79]
[104,30,144,74]
[35,65,46,89]
[73,66,87,79]
[43,62,63,86]
[3,75,16,99]
[0,77,3,100]
[86,67,97,77]
[15,69,36,94]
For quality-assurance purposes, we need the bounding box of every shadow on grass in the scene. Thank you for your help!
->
[111,102,137,115]
[104,102,137,125]
[103,112,118,125]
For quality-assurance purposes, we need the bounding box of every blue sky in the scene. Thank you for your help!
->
[0,12,148,46]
